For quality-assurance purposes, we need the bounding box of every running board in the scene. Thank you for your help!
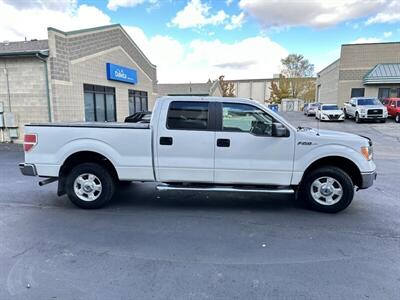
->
[156,184,294,194]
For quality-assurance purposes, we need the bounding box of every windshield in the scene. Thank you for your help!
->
[322,105,339,110]
[357,98,380,105]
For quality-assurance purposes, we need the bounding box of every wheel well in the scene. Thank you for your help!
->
[302,156,362,187]
[57,151,118,196]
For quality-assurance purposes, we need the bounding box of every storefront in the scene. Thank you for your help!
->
[0,24,157,141]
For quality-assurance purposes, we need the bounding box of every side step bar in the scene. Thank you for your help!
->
[156,184,295,194]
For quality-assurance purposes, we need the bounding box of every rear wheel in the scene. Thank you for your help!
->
[66,162,115,209]
[396,114,400,123]
[298,166,354,213]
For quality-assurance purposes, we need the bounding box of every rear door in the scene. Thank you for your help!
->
[214,102,295,185]
[156,101,216,183]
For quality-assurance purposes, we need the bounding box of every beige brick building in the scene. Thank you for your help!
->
[316,42,400,106]
[0,24,157,141]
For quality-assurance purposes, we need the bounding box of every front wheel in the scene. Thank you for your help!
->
[65,162,115,209]
[298,166,354,213]
[396,114,400,123]
[355,113,361,123]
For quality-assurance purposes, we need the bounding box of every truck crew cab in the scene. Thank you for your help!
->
[343,97,388,123]
[20,97,376,213]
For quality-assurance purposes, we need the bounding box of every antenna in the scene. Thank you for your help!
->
[316,103,320,136]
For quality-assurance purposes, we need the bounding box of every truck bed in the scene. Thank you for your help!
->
[24,122,154,181]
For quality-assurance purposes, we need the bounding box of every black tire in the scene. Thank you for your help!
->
[379,119,386,123]
[298,166,354,213]
[65,162,115,209]
[355,113,361,123]
[396,114,400,123]
[343,109,348,119]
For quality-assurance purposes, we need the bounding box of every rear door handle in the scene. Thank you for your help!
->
[217,138,230,147]
[160,136,173,145]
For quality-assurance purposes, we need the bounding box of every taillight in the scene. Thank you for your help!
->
[24,134,37,152]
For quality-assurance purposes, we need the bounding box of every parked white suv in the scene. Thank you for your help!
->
[316,104,345,121]
[19,96,376,213]
[344,97,388,123]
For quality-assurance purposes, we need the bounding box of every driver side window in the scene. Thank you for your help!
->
[222,103,273,136]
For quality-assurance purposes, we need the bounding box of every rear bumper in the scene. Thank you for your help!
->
[19,163,37,176]
[359,171,377,189]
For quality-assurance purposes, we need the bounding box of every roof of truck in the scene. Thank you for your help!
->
[157,96,253,103]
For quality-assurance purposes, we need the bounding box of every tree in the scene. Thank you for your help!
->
[281,54,315,99]
[269,75,290,104]
[218,75,235,97]
[269,54,316,102]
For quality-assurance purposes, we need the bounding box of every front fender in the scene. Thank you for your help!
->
[291,144,375,185]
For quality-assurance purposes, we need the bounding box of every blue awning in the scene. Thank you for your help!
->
[363,64,400,85]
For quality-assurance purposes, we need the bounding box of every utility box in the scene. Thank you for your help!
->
[4,112,18,128]
[9,128,19,138]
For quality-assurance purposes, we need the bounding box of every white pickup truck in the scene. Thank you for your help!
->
[343,97,388,123]
[20,96,376,213]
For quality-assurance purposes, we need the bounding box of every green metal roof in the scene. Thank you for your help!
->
[363,63,400,85]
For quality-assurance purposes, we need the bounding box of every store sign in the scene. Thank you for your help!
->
[106,63,137,84]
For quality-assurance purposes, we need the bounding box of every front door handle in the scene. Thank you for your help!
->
[217,138,230,147]
[160,136,173,145]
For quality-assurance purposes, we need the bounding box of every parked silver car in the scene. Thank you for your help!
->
[304,102,319,116]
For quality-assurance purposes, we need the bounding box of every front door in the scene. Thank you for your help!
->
[156,101,215,183]
[214,102,295,185]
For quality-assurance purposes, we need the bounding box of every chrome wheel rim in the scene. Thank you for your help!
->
[310,176,343,206]
[74,173,102,202]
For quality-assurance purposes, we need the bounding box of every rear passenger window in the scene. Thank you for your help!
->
[167,101,209,130]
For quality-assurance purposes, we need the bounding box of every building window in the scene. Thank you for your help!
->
[378,88,391,100]
[351,88,365,98]
[129,90,148,114]
[84,84,116,122]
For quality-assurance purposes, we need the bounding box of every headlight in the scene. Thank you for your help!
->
[360,108,366,113]
[361,146,373,161]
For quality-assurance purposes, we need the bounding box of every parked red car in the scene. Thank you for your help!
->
[383,98,400,123]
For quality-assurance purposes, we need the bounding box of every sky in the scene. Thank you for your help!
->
[0,0,399,83]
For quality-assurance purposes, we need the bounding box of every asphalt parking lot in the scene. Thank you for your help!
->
[0,113,399,300]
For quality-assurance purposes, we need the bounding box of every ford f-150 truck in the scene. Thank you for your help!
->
[343,97,388,123]
[19,97,376,213]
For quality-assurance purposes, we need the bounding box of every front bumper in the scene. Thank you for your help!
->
[359,171,377,189]
[320,114,345,121]
[19,163,37,176]
[359,114,387,119]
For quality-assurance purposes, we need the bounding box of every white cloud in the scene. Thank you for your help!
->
[2,0,77,11]
[169,0,228,29]
[107,0,158,11]
[0,0,289,83]
[366,0,400,24]
[225,0,233,6]
[124,25,288,82]
[239,0,384,28]
[225,12,246,30]
[0,0,111,41]
[383,31,392,38]
[351,37,382,44]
